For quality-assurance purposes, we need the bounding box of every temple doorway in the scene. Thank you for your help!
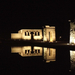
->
[49,32,50,41]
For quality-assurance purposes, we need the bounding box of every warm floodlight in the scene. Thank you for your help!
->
[69,21,75,44]
[68,20,71,22]
[67,43,69,45]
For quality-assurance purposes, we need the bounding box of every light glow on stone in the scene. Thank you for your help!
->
[11,25,56,42]
[11,46,42,57]
[44,48,56,63]
[70,22,75,44]
[70,50,75,70]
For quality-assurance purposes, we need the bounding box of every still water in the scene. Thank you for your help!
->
[0,45,75,74]
[11,46,56,63]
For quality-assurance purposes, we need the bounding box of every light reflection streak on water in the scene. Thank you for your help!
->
[70,50,75,70]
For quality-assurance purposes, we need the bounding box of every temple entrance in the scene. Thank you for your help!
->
[49,32,50,41]
[49,48,50,56]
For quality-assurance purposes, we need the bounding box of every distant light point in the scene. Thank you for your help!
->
[68,20,71,22]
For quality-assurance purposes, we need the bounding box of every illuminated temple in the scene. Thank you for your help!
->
[70,20,75,44]
[11,25,56,42]
[11,21,75,64]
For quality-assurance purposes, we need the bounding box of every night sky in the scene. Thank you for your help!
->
[0,1,75,41]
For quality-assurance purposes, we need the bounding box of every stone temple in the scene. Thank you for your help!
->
[11,25,56,42]
[69,20,75,44]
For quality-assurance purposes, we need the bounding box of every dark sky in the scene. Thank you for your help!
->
[0,1,75,40]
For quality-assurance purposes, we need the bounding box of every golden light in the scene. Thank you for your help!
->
[11,25,56,42]
[70,50,75,70]
[74,39,75,44]
[43,25,56,42]
[70,37,72,43]
[11,47,21,53]
[70,22,75,44]
[21,30,22,33]
[34,36,42,40]
[67,43,69,45]
[46,61,50,63]
[11,33,21,39]
[50,38,53,42]
[71,43,74,45]
[45,25,50,28]
[11,46,42,57]
[68,20,71,22]
[44,48,56,62]
[44,37,47,41]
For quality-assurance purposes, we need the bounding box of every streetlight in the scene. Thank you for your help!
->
[59,36,61,39]
[67,43,69,45]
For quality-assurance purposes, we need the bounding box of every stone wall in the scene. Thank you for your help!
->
[44,47,56,63]
[11,25,56,42]
[43,25,56,42]
[70,22,75,43]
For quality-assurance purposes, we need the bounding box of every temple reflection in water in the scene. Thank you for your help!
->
[44,48,56,63]
[70,50,75,70]
[11,46,56,63]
